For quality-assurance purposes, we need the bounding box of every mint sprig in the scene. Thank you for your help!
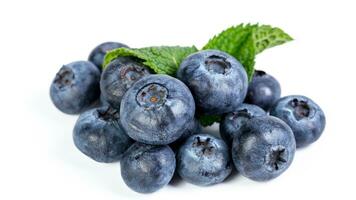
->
[103,46,198,76]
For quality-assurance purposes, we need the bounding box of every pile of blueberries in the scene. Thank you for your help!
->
[50,42,326,193]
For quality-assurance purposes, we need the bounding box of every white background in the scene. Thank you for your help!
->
[0,0,355,199]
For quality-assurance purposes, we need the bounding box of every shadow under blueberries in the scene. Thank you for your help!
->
[169,170,184,186]
[223,167,240,183]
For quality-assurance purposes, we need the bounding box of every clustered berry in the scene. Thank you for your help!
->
[50,41,326,194]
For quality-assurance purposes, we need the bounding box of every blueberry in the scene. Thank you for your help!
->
[170,118,202,151]
[120,74,195,145]
[220,103,266,146]
[50,61,100,114]
[270,95,326,148]
[120,142,176,193]
[177,50,248,115]
[232,116,296,181]
[73,106,133,163]
[88,42,128,70]
[177,134,232,186]
[100,57,151,109]
[245,70,281,111]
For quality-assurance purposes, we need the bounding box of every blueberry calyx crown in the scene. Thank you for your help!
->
[97,107,119,122]
[192,136,215,156]
[136,83,168,109]
[204,55,231,75]
[265,145,287,171]
[120,65,148,89]
[54,66,74,89]
[289,98,310,120]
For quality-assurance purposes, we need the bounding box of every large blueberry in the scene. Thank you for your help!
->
[220,103,266,146]
[50,61,100,114]
[120,74,195,145]
[120,142,175,193]
[88,42,128,70]
[177,134,232,186]
[270,95,326,148]
[73,106,133,163]
[177,50,248,115]
[232,116,296,181]
[245,70,281,111]
[100,57,151,109]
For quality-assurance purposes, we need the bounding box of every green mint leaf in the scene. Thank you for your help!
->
[198,114,221,127]
[200,23,292,126]
[103,46,198,76]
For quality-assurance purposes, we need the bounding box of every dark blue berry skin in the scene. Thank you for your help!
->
[177,134,232,186]
[120,142,176,193]
[73,106,133,163]
[88,42,128,70]
[100,57,151,109]
[170,118,202,151]
[232,116,296,181]
[270,95,326,148]
[50,61,100,114]
[220,103,266,146]
[120,74,195,145]
[99,93,109,106]
[245,70,281,111]
[177,50,248,115]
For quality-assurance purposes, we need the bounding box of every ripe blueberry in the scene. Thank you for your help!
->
[120,142,176,193]
[245,70,281,111]
[120,74,195,145]
[177,134,232,186]
[232,116,296,181]
[50,61,100,114]
[270,95,326,148]
[177,50,248,115]
[73,106,133,163]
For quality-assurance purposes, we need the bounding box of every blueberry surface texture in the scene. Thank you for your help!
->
[73,106,133,163]
[177,134,232,186]
[120,74,195,145]
[88,42,128,70]
[120,142,176,193]
[170,118,202,151]
[100,57,151,109]
[270,95,326,148]
[220,103,266,146]
[245,70,281,111]
[232,116,296,181]
[50,61,100,114]
[177,50,248,115]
